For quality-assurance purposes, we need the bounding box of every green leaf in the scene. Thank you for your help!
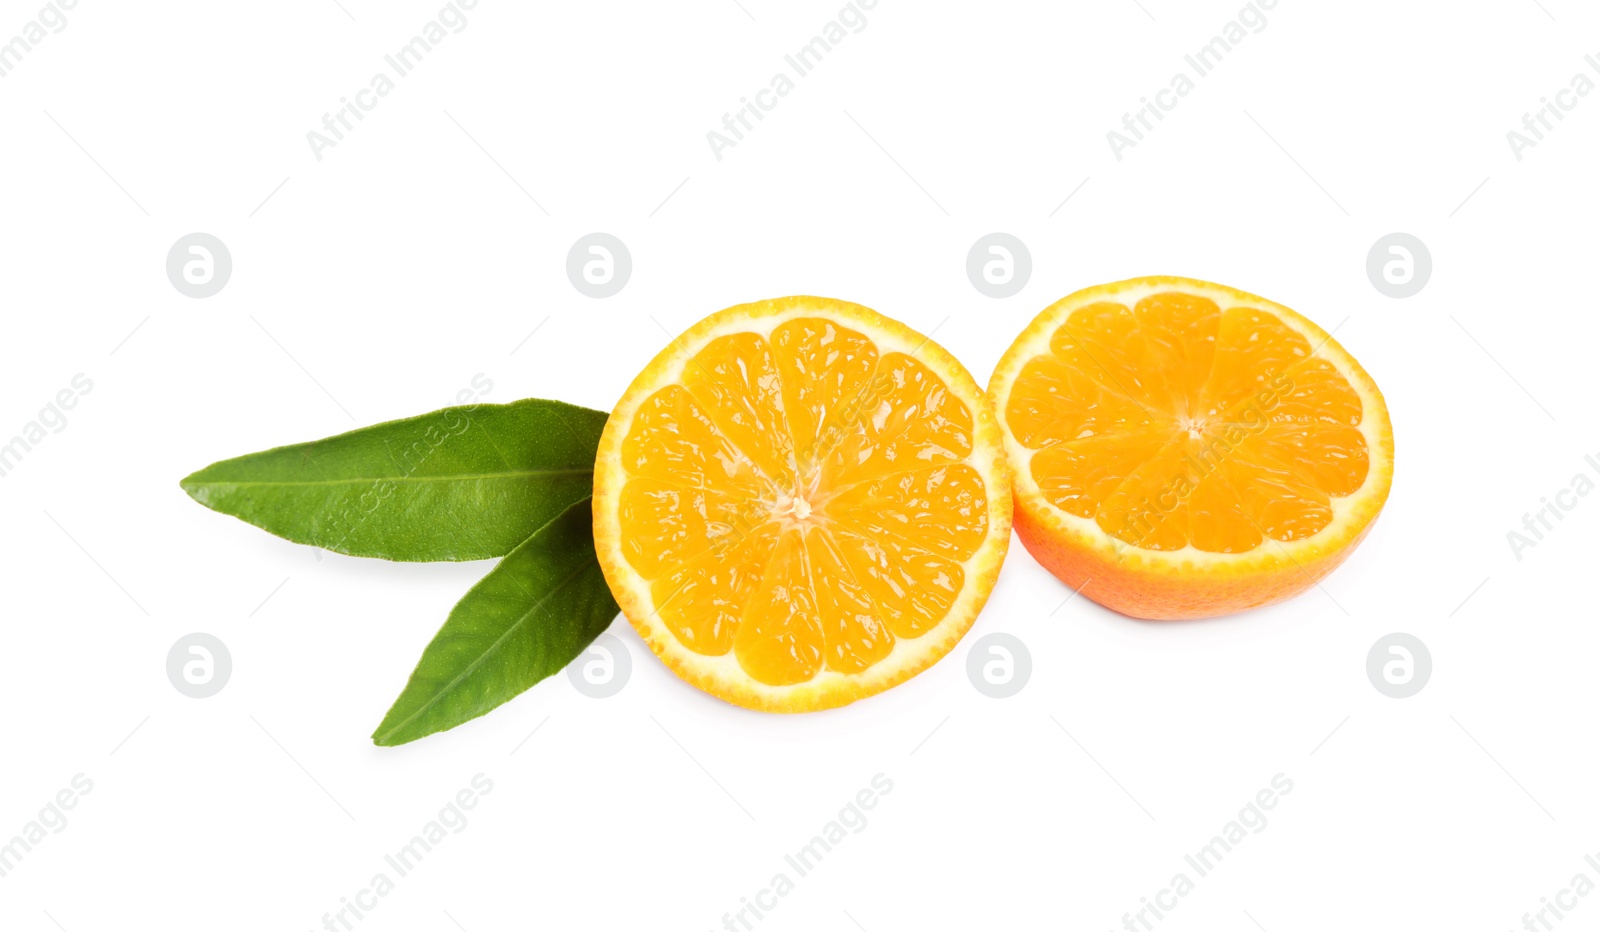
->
[371,498,619,746]
[179,399,606,561]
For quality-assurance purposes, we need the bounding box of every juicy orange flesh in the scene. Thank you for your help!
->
[1006,293,1368,552]
[618,317,986,686]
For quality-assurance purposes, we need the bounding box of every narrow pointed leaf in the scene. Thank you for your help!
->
[371,499,619,746]
[180,399,605,561]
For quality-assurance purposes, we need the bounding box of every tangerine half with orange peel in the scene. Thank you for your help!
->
[988,276,1393,620]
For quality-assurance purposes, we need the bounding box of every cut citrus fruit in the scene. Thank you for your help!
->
[989,277,1393,620]
[594,297,1012,711]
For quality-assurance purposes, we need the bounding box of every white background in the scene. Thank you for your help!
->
[2,1,1597,930]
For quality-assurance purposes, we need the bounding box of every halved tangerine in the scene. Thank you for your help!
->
[593,297,1013,711]
[989,276,1393,620]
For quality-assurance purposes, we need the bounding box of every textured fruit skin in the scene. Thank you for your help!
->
[1013,500,1378,620]
[989,276,1394,621]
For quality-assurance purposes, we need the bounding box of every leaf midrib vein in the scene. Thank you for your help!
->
[187,467,592,488]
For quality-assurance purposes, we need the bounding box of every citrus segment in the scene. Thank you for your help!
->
[769,317,879,469]
[679,332,796,486]
[816,352,976,488]
[595,297,1012,711]
[990,277,1393,619]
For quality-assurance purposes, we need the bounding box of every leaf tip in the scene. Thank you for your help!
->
[177,468,209,501]
[370,723,403,747]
